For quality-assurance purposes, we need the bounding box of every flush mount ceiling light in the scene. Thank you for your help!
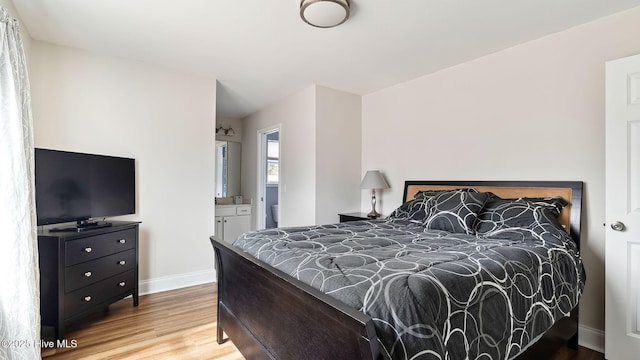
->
[300,0,350,28]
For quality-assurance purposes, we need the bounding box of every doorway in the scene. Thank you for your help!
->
[257,125,280,230]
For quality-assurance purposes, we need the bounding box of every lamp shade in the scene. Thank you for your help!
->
[300,0,350,28]
[360,170,389,190]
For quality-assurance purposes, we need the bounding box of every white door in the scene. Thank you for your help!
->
[605,53,640,359]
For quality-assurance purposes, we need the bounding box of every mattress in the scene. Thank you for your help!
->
[234,216,585,360]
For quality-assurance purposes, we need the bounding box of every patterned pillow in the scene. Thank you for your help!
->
[475,195,568,237]
[388,189,474,222]
[387,190,436,222]
[422,190,490,234]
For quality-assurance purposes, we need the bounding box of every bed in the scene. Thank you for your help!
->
[210,180,584,360]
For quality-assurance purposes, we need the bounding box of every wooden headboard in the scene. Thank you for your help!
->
[403,181,583,247]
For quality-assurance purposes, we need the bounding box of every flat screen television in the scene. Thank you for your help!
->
[35,148,135,231]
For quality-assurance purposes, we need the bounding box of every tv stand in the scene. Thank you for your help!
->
[38,221,140,341]
[50,220,112,232]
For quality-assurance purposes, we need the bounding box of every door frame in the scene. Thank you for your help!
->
[256,124,281,230]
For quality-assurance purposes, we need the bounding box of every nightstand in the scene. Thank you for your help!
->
[338,212,373,223]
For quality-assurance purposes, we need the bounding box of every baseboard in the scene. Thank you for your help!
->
[579,324,605,354]
[139,269,216,295]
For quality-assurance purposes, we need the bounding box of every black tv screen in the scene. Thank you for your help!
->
[35,148,135,226]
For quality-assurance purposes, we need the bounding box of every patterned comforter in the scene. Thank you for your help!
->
[234,217,585,360]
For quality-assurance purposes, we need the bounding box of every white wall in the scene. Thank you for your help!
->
[362,6,640,346]
[315,86,362,225]
[242,85,317,227]
[241,85,362,228]
[29,41,217,293]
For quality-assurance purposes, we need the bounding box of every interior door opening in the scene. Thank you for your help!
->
[257,126,280,230]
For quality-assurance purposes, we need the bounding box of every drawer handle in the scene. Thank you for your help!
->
[119,282,126,287]
[84,296,92,302]
[118,239,126,244]
[84,271,92,277]
[84,247,92,253]
[118,260,126,266]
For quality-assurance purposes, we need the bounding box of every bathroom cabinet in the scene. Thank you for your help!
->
[215,204,251,243]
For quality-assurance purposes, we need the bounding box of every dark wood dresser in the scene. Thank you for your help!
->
[38,221,140,340]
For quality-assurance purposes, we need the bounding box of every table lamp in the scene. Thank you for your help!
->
[360,170,389,218]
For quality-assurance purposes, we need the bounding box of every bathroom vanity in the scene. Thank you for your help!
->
[215,204,251,243]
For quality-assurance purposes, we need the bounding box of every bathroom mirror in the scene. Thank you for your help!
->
[216,141,241,197]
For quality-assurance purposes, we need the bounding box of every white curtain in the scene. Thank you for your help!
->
[0,6,40,360]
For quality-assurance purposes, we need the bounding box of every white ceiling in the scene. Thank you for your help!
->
[11,0,640,118]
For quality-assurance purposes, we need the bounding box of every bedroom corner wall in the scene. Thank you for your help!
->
[241,85,317,228]
[241,84,362,228]
[315,86,362,225]
[29,41,217,294]
[361,5,640,351]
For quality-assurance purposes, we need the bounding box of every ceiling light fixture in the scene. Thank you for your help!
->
[300,0,350,28]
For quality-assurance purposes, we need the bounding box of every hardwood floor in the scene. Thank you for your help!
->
[41,283,603,359]
[41,283,241,360]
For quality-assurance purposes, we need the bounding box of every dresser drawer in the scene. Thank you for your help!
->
[65,228,136,266]
[64,269,136,320]
[65,249,136,293]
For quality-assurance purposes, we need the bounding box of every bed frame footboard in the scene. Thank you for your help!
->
[211,236,382,360]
